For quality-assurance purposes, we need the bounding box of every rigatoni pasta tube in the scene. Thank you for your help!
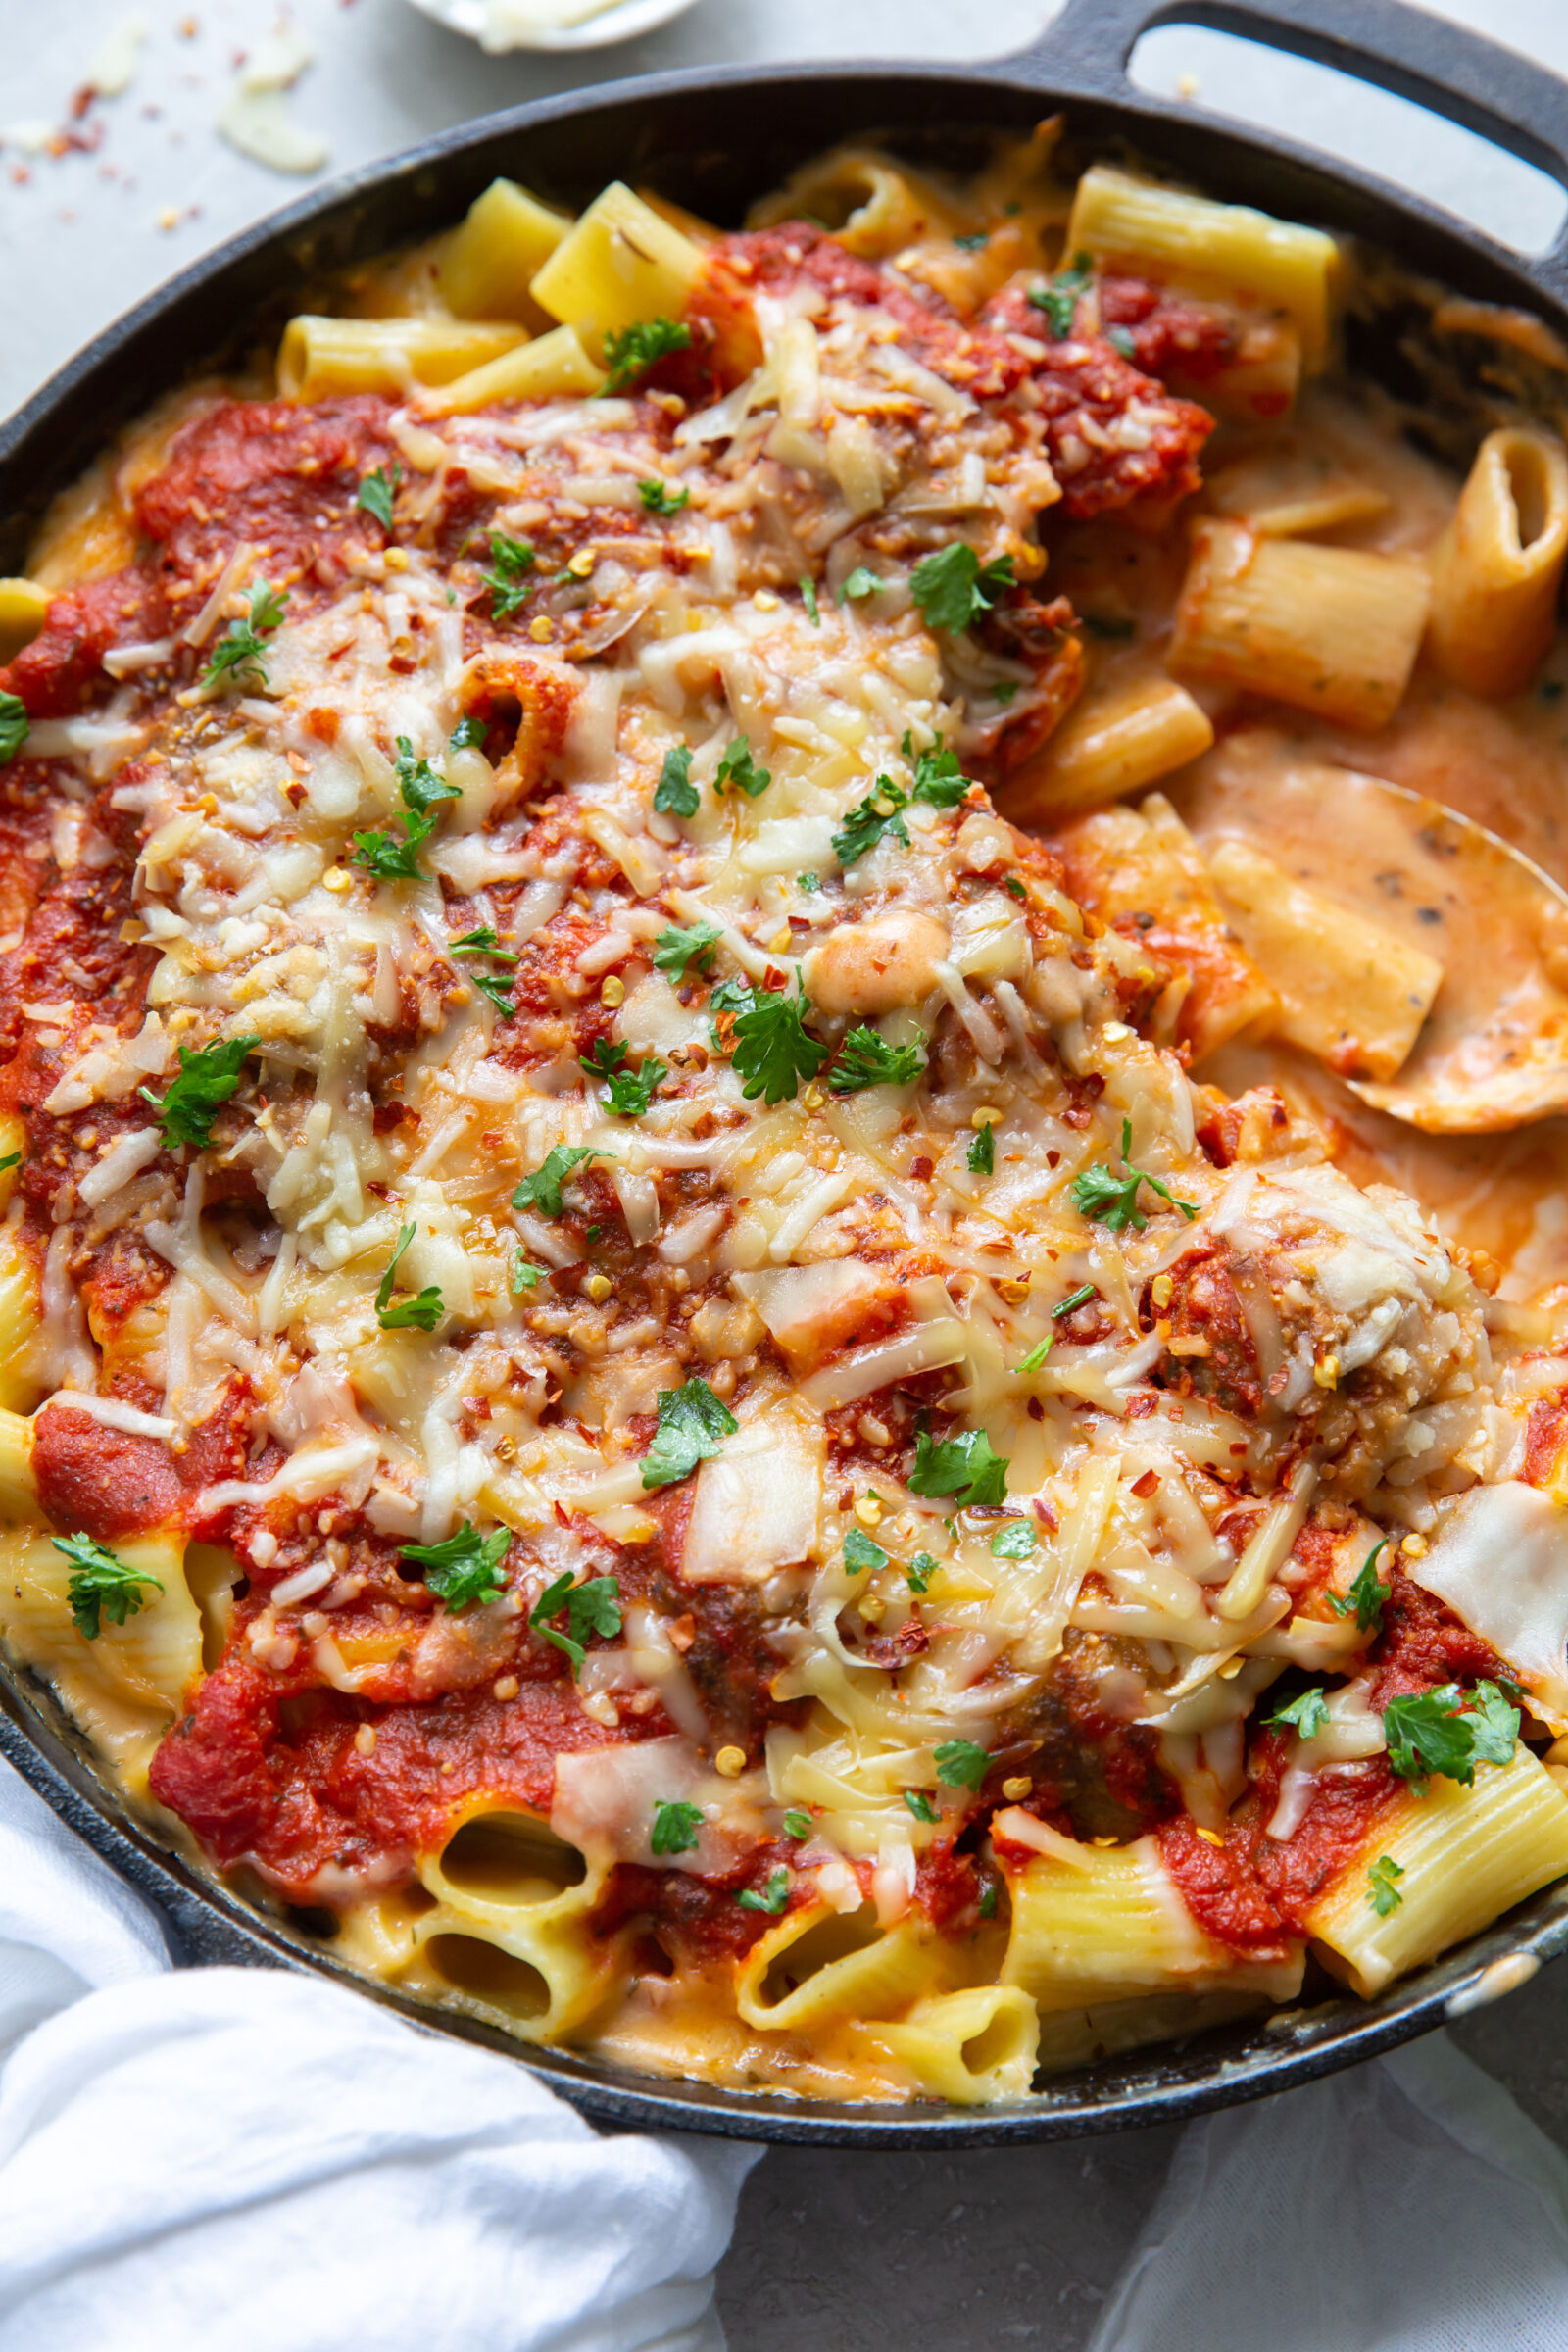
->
[1065,165,1340,368]
[1205,834,1443,1083]
[860,1986,1040,2105]
[735,1901,945,2032]
[530,183,704,361]
[407,1901,622,2041]
[438,177,572,325]
[748,148,967,259]
[1428,426,1568,698]
[276,317,526,401]
[1306,1744,1568,1996]
[420,325,606,416]
[0,578,49,664]
[1170,519,1430,731]
[998,662,1213,822]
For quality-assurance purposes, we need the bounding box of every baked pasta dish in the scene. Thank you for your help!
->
[7,133,1568,2107]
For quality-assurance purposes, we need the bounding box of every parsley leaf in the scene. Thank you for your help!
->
[843,1526,889,1576]
[1017,1335,1054,1372]
[651,1798,705,1855]
[832,777,910,867]
[654,742,699,817]
[990,1520,1036,1559]
[799,575,820,625]
[139,1032,258,1150]
[603,316,692,394]
[652,920,720,979]
[351,808,435,881]
[482,532,536,619]
[1105,324,1137,359]
[830,1026,926,1094]
[978,1880,999,1919]
[909,1427,1009,1507]
[0,1152,19,1174]
[449,925,517,1017]
[954,232,989,252]
[510,1252,542,1294]
[1329,1539,1392,1634]
[905,1788,940,1824]
[968,1122,995,1175]
[910,543,1016,635]
[1266,1686,1330,1738]
[838,566,885,603]
[796,871,821,895]
[737,1866,791,1914]
[450,715,488,751]
[54,1532,164,1641]
[375,1221,444,1332]
[394,735,461,818]
[904,732,974,808]
[201,580,287,692]
[581,1037,668,1117]
[356,462,401,530]
[637,477,689,514]
[934,1738,990,1790]
[714,734,771,799]
[1027,254,1094,339]
[722,978,825,1105]
[1367,1854,1405,1917]
[1072,1118,1200,1233]
[641,1376,739,1491]
[513,1145,609,1219]
[401,1522,509,1610]
[906,1551,937,1593]
[0,693,29,764]
[782,1808,813,1840]
[530,1570,623,1673]
[1054,1282,1098,1319]
[1382,1680,1519,1792]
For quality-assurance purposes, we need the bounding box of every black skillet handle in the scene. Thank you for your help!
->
[1007,0,1568,304]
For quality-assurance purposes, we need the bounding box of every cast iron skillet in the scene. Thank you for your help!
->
[4,0,1568,2146]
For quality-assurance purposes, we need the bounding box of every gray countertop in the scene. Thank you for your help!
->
[5,0,1568,2338]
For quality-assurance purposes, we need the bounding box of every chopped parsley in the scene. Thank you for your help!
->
[201,580,287,692]
[530,1570,623,1674]
[0,692,30,763]
[1072,1118,1200,1233]
[737,1866,791,1915]
[910,542,1016,635]
[843,1526,889,1576]
[1054,1282,1098,1318]
[934,1738,990,1790]
[510,1252,543,1294]
[654,742,699,817]
[968,1122,995,1175]
[838,566,885,603]
[581,1036,668,1117]
[1367,1854,1405,1917]
[906,736,975,808]
[652,919,720,979]
[831,778,911,867]
[139,1032,258,1150]
[603,316,692,394]
[449,924,518,1017]
[796,871,821,895]
[799,575,820,625]
[1081,611,1137,641]
[990,1520,1037,1559]
[393,735,461,818]
[1329,1538,1391,1634]
[830,1026,926,1094]
[641,1376,738,1491]
[351,810,434,881]
[714,734,771,799]
[450,715,488,750]
[1382,1680,1519,1793]
[782,1809,813,1840]
[978,1880,999,1919]
[54,1532,164,1642]
[651,1798,705,1856]
[637,477,689,514]
[904,1788,940,1824]
[954,232,989,252]
[1265,1686,1330,1739]
[401,1522,509,1610]
[1027,252,1094,339]
[1105,325,1137,359]
[355,462,401,529]
[482,532,536,620]
[512,1144,609,1219]
[715,977,825,1104]
[906,1551,937,1594]
[375,1222,444,1333]
[908,1426,1009,1507]
[1017,1335,1054,1372]
[0,1152,18,1174]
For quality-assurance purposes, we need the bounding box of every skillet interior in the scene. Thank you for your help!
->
[6,0,1568,2142]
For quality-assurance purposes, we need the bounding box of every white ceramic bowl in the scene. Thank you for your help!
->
[406,0,700,54]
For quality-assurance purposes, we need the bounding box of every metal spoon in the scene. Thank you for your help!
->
[1172,740,1568,1135]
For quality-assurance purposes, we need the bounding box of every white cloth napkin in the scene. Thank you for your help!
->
[0,1757,758,2352]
